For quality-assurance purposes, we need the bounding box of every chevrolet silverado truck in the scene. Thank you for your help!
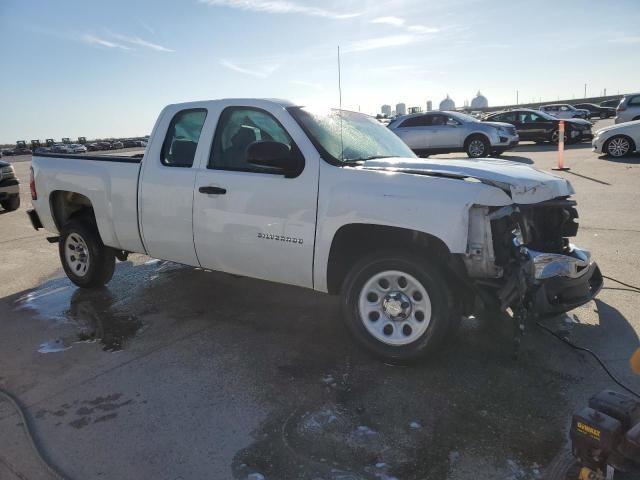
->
[27,99,602,361]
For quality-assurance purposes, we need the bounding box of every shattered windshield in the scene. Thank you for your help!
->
[287,106,416,163]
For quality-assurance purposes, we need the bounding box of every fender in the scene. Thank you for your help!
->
[312,162,513,292]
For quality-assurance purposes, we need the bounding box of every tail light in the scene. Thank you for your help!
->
[30,166,37,200]
[617,105,625,112]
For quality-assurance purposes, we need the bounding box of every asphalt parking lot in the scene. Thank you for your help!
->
[1,120,639,480]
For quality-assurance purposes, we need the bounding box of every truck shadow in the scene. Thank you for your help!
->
[3,259,638,479]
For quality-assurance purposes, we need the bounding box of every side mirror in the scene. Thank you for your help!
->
[246,141,304,178]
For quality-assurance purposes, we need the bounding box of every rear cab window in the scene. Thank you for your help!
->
[161,109,208,167]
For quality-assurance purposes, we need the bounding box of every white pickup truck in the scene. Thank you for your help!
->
[27,99,602,361]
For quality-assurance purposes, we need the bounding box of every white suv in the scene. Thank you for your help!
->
[540,104,589,120]
[614,93,640,124]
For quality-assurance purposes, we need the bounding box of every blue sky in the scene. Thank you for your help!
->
[1,0,639,143]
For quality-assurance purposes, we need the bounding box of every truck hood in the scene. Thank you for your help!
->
[362,157,575,204]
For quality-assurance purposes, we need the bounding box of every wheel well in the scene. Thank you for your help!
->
[632,115,640,121]
[50,191,96,230]
[464,133,489,148]
[326,224,452,295]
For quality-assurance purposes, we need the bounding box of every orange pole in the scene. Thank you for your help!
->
[553,120,569,171]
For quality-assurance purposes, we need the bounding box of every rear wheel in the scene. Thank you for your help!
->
[0,194,20,212]
[604,135,634,158]
[341,252,453,362]
[59,219,115,288]
[465,135,490,158]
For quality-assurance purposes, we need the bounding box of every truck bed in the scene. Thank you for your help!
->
[31,153,146,254]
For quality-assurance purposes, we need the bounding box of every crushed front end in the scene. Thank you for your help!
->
[464,197,603,319]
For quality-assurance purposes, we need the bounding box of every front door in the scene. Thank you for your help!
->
[193,106,318,288]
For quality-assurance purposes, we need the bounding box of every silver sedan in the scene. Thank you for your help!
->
[388,111,519,158]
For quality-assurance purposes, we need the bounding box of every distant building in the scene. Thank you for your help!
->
[396,103,407,116]
[439,95,455,111]
[470,91,488,109]
[408,106,423,114]
[391,110,396,117]
[426,100,433,112]
[381,104,392,117]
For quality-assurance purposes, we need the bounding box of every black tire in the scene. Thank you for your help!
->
[604,135,635,158]
[551,130,568,144]
[59,219,115,288]
[340,251,453,362]
[543,449,581,480]
[0,194,20,212]
[465,135,490,158]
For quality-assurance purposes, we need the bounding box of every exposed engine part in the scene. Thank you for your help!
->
[464,206,503,278]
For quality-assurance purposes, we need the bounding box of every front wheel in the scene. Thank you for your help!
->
[59,219,115,288]
[551,130,568,144]
[465,136,490,158]
[0,194,20,212]
[341,252,453,362]
[604,135,634,158]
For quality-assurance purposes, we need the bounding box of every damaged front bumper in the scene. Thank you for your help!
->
[528,246,602,316]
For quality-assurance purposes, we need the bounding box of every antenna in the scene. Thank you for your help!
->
[337,45,344,163]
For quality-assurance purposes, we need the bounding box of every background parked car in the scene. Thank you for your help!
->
[601,98,622,109]
[540,104,589,119]
[51,143,72,153]
[574,103,616,119]
[484,109,592,144]
[0,159,20,211]
[388,111,519,157]
[110,141,124,149]
[592,119,640,158]
[86,143,101,151]
[614,93,640,124]
[68,144,88,153]
[96,141,113,150]
[34,147,51,154]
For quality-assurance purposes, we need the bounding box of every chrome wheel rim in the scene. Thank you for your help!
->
[358,270,432,346]
[607,137,630,157]
[64,233,90,277]
[468,139,485,157]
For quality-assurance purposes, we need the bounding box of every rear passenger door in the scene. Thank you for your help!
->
[138,108,208,266]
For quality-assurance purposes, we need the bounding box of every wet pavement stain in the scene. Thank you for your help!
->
[68,416,90,429]
[61,394,135,429]
[93,413,118,424]
[230,314,584,480]
[14,259,184,353]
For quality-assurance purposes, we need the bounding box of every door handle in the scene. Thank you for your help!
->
[199,186,227,195]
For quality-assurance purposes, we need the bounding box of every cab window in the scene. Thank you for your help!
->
[161,109,207,167]
[209,107,295,172]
